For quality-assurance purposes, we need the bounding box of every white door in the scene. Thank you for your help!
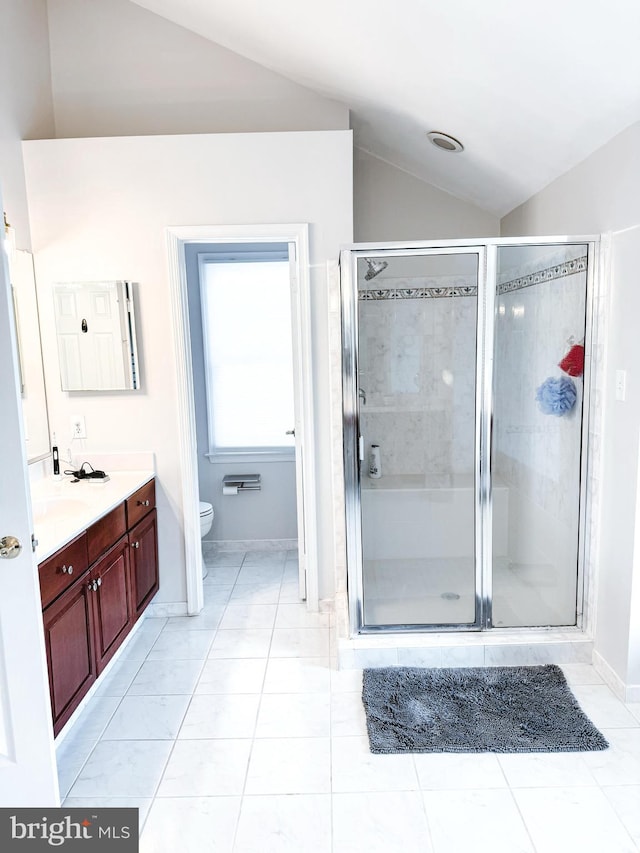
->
[0,199,59,805]
[288,244,307,598]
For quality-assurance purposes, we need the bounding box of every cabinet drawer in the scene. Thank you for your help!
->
[126,479,155,528]
[39,532,89,609]
[87,503,126,564]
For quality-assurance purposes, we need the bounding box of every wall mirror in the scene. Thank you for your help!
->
[53,281,140,391]
[11,249,51,462]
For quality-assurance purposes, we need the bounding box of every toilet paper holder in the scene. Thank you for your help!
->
[222,474,261,495]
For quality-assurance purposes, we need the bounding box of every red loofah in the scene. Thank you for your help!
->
[558,343,584,377]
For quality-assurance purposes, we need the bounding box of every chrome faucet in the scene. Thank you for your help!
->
[358,387,366,405]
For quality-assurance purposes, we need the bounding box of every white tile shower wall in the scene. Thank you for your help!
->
[327,260,348,604]
[358,284,477,478]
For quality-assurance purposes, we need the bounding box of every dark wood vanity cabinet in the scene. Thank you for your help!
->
[42,569,97,734]
[129,509,159,619]
[90,536,134,675]
[40,478,158,735]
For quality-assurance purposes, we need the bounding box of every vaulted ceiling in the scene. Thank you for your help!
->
[131,0,640,216]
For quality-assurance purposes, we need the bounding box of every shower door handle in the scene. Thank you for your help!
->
[358,435,364,462]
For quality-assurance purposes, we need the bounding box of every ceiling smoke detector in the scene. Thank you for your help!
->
[427,131,464,153]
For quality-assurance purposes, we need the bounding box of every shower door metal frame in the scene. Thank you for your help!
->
[341,243,489,634]
[341,235,599,637]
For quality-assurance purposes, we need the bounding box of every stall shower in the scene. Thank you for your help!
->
[341,239,594,634]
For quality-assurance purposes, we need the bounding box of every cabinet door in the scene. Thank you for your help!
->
[42,570,96,736]
[91,536,134,675]
[129,508,159,618]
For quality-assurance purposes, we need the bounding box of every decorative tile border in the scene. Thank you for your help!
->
[497,255,588,295]
[360,284,477,300]
[357,255,588,300]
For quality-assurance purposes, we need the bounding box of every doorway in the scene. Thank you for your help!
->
[166,224,318,615]
[341,238,596,634]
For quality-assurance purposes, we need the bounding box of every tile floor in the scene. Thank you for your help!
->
[56,547,640,852]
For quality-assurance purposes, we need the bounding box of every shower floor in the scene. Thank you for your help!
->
[363,556,576,628]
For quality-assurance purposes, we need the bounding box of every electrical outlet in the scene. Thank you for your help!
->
[71,415,87,439]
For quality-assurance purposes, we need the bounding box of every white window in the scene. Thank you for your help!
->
[199,253,295,459]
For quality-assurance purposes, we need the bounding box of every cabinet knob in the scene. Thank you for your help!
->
[131,541,140,549]
[62,564,73,575]
[137,499,150,507]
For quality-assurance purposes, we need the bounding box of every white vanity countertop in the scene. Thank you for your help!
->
[31,470,155,562]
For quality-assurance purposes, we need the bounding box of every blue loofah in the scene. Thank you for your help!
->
[535,376,577,416]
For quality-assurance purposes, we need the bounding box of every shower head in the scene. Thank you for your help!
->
[364,258,389,281]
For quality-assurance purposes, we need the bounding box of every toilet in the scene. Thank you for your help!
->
[199,501,214,579]
[199,501,214,538]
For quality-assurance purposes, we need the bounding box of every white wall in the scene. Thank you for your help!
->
[596,226,640,690]
[502,120,640,694]
[46,0,349,138]
[0,0,54,247]
[45,0,503,250]
[353,148,499,243]
[23,130,353,605]
[502,121,640,236]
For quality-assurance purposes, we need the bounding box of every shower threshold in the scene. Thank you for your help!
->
[336,625,593,671]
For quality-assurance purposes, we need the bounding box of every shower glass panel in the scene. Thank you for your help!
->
[357,251,480,627]
[491,244,588,627]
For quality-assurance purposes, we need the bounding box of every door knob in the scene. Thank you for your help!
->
[0,536,22,559]
[286,429,295,436]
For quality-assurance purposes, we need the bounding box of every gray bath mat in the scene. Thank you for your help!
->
[362,665,608,754]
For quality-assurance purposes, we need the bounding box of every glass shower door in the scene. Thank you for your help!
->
[491,244,589,627]
[355,250,481,628]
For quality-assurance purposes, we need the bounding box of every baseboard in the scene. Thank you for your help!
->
[203,538,297,552]
[592,649,627,700]
[627,683,640,703]
[145,600,188,617]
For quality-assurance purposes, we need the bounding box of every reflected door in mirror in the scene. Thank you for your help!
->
[53,281,139,391]
[11,250,50,461]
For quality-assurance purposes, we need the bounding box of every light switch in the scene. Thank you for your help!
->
[615,369,627,401]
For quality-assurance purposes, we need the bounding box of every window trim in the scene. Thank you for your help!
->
[205,448,295,463]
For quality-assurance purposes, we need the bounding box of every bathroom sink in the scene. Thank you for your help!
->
[32,498,90,521]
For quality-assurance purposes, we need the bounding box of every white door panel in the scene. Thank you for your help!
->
[288,244,306,598]
[0,190,59,805]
